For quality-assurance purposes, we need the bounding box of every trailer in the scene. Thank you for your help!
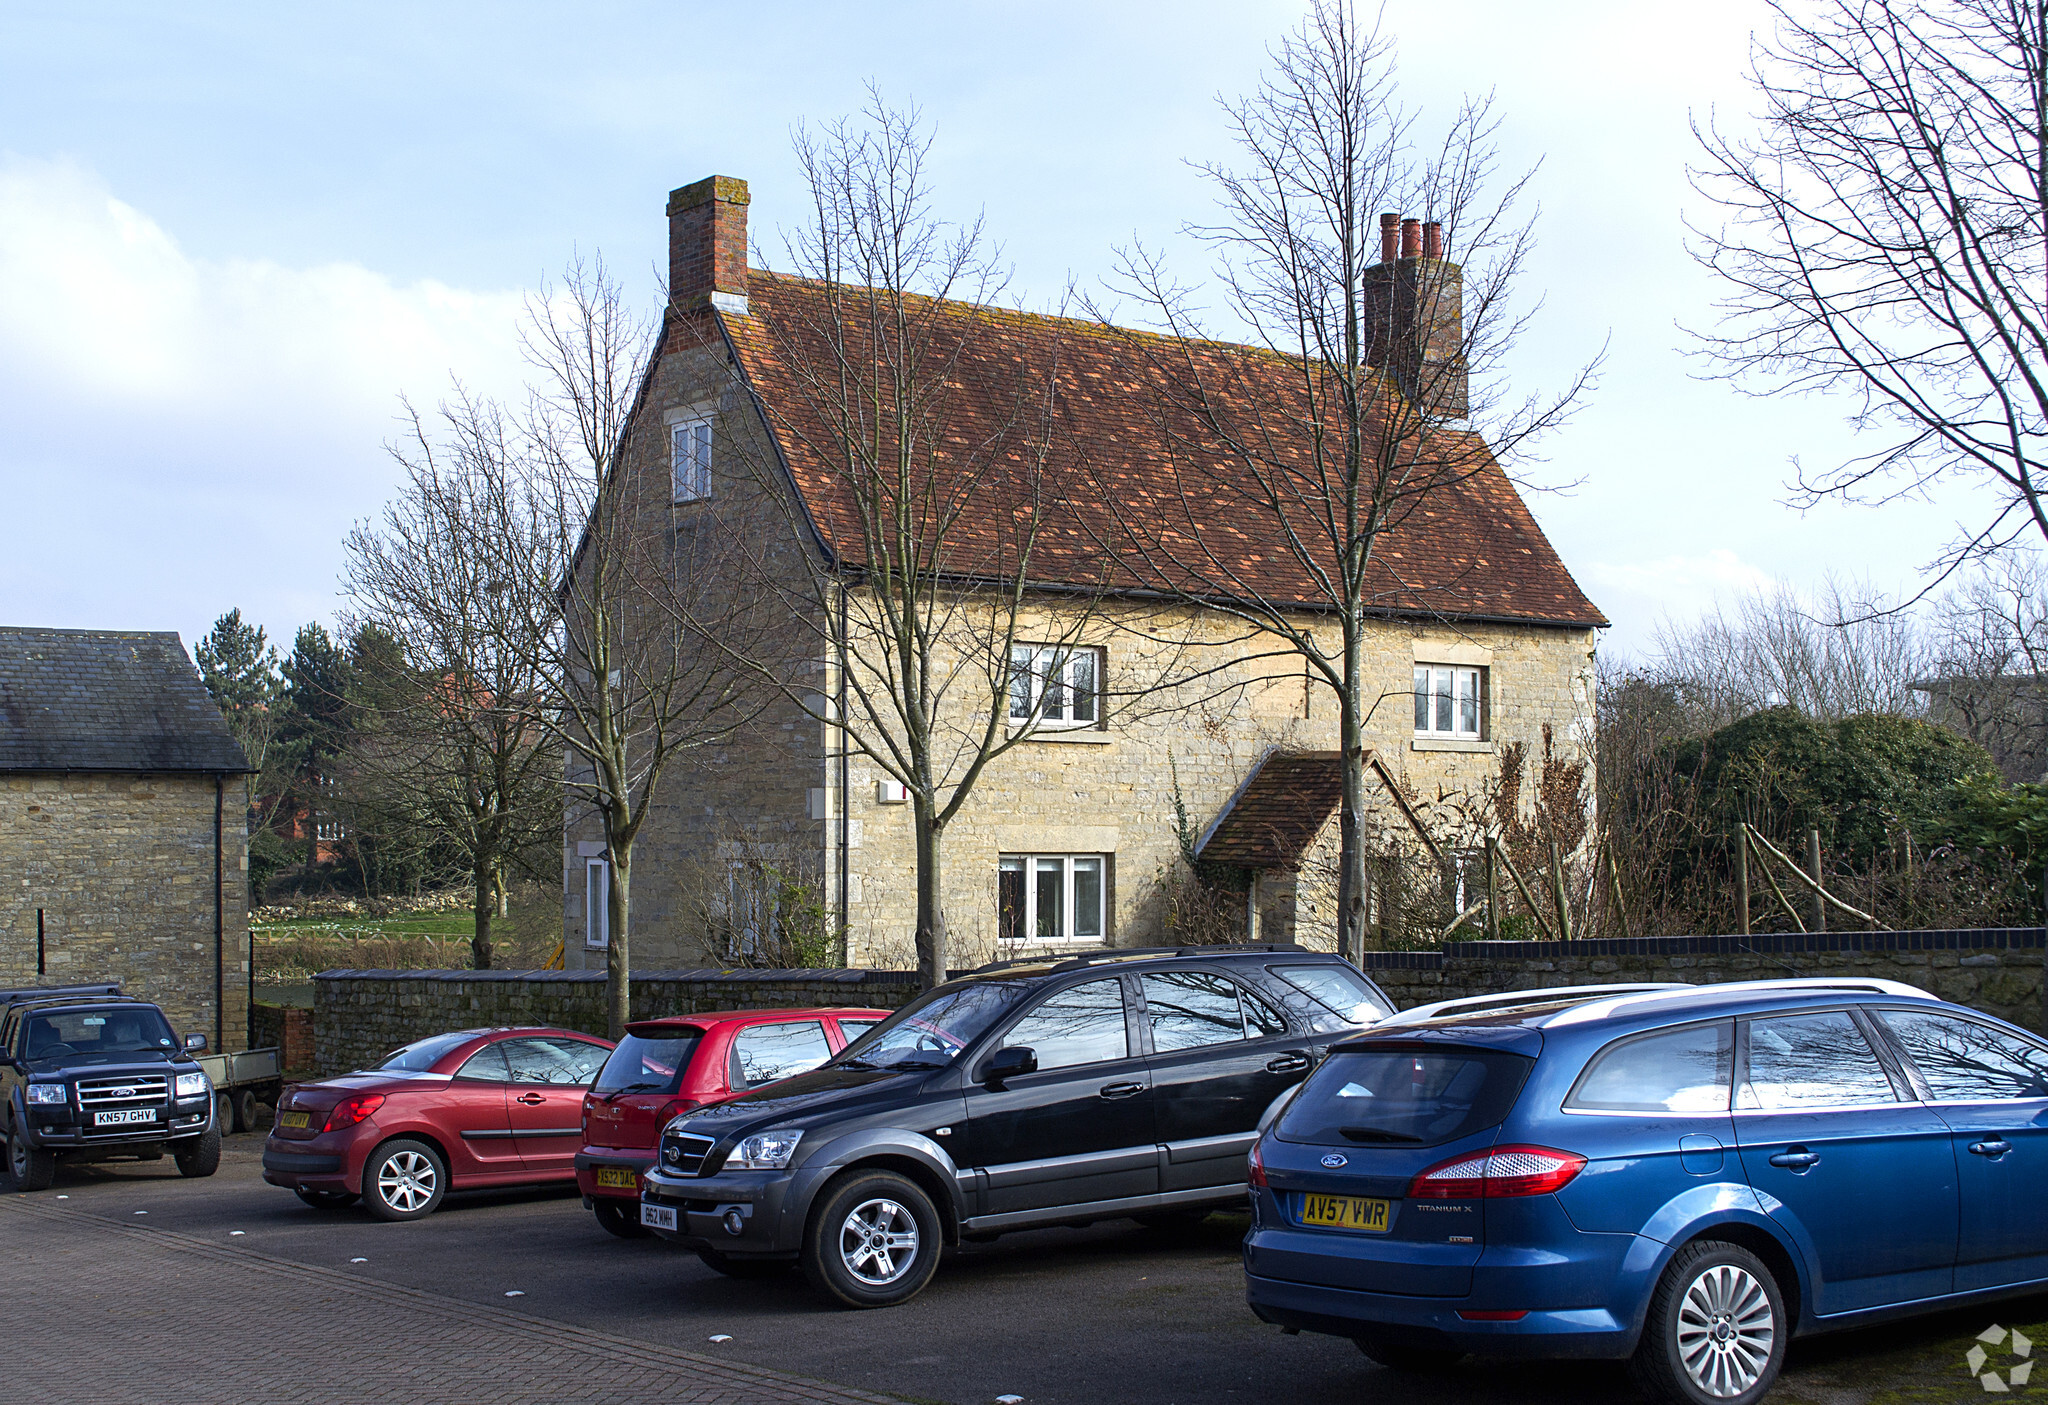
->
[195,1046,283,1133]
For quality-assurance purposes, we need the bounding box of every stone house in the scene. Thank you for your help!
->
[0,628,254,1047]
[561,177,1605,971]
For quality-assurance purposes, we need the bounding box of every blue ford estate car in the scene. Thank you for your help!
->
[1244,977,2048,1405]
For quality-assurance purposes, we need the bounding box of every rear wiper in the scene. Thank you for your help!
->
[602,1081,665,1102]
[1338,1127,1426,1143]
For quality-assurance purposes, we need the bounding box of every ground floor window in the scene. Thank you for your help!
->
[585,858,609,949]
[999,854,1106,944]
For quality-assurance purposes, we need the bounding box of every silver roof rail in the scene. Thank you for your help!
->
[1544,976,1939,1027]
[1378,984,1690,1028]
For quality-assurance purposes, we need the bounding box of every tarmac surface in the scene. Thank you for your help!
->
[2,1118,2038,1404]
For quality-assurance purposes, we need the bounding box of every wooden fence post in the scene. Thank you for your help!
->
[1485,837,1500,942]
[1807,827,1826,933]
[1736,830,1751,937]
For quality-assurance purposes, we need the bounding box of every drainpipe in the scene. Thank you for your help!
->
[837,582,851,968]
[214,775,225,1053]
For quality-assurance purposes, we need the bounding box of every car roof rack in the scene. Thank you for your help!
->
[1,983,125,1009]
[1377,984,1689,1027]
[969,943,1307,976]
[1542,977,1940,1028]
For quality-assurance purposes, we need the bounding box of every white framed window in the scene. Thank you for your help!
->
[1414,664,1483,738]
[584,858,610,949]
[669,413,712,503]
[998,854,1107,945]
[1008,645,1101,728]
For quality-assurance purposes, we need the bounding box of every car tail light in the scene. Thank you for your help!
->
[1458,1310,1529,1321]
[322,1093,386,1132]
[1248,1140,1269,1189]
[1408,1145,1585,1200]
[658,1098,702,1125]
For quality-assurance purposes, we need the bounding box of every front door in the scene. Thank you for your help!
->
[1874,1005,2048,1292]
[962,976,1159,1215]
[1139,969,1314,1193]
[445,1043,520,1177]
[501,1035,610,1175]
[1733,1008,1959,1315]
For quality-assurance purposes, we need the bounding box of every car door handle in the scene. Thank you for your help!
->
[1099,1082,1145,1100]
[1768,1149,1820,1170]
[1265,1054,1311,1074]
[1971,1139,2013,1159]
[515,1093,546,1105]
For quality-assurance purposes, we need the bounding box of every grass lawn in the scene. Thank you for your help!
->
[253,903,561,993]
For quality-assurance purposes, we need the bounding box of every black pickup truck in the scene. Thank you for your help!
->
[0,985,221,1190]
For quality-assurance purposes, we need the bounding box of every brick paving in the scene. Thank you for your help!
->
[0,1196,901,1405]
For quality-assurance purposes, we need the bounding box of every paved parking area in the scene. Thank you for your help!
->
[3,1123,2040,1404]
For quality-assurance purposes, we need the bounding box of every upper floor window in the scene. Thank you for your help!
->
[1009,645,1101,728]
[670,414,712,503]
[1414,664,1482,738]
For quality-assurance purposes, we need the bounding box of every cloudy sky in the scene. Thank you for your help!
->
[0,0,2001,661]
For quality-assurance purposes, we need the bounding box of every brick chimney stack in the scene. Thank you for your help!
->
[667,175,750,316]
[1362,210,1467,420]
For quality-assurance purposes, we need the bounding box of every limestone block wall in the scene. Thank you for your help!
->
[1,772,252,1047]
[312,967,922,1076]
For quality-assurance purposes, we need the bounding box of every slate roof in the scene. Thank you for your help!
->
[717,272,1606,629]
[1196,750,1345,871]
[0,628,251,774]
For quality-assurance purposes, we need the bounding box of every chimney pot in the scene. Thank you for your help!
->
[1400,218,1422,260]
[1422,221,1443,259]
[667,175,750,316]
[1380,212,1400,265]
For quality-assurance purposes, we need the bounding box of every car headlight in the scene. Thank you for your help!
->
[725,1129,803,1170]
[25,1083,67,1106]
[174,1072,209,1099]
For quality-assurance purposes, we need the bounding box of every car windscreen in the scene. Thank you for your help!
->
[1276,1045,1533,1148]
[836,982,1031,1070]
[376,1031,479,1072]
[24,1007,177,1058]
[1267,963,1394,1028]
[593,1030,703,1096]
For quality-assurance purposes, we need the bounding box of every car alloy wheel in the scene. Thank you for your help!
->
[1675,1263,1775,1399]
[838,1196,919,1286]
[377,1150,437,1213]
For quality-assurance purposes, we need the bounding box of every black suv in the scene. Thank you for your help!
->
[1,985,221,1190]
[639,945,1393,1307]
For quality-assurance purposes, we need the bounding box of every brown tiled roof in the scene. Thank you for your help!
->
[1197,751,1345,870]
[715,272,1605,629]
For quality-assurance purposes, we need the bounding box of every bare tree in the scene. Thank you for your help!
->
[341,397,564,968]
[1925,553,2048,777]
[1692,0,2048,577]
[1089,0,1595,961]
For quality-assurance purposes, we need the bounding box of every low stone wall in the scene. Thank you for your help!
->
[312,968,923,1076]
[1361,928,2047,1032]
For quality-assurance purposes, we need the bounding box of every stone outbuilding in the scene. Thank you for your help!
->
[0,628,253,1048]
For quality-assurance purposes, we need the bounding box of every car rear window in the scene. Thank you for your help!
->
[1276,1045,1532,1148]
[1267,963,1393,1027]
[594,1031,704,1096]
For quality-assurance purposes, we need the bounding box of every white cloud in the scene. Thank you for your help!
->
[0,154,531,649]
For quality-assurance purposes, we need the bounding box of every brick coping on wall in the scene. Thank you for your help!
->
[1355,927,2048,970]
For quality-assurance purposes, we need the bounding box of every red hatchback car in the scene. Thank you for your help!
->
[577,1007,886,1240]
[264,1026,616,1220]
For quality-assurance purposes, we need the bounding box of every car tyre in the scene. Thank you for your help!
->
[800,1169,942,1308]
[697,1247,795,1278]
[1628,1239,1785,1405]
[1354,1339,1463,1373]
[215,1092,234,1135]
[174,1125,221,1178]
[5,1120,57,1191]
[594,1200,653,1240]
[361,1138,447,1221]
[293,1187,359,1210]
[234,1090,260,1133]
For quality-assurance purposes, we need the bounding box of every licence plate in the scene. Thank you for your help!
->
[595,1167,638,1190]
[279,1110,311,1130]
[93,1108,157,1127]
[1299,1193,1392,1233]
[641,1202,677,1231]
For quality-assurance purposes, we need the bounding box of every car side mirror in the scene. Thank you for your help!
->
[981,1046,1037,1087]
[183,1033,207,1053]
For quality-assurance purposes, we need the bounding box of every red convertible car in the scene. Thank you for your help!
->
[263,1026,616,1220]
[577,1007,886,1240]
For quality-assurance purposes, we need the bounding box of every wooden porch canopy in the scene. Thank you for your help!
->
[1195,751,1344,872]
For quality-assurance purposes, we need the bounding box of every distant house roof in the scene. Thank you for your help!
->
[718,272,1606,630]
[0,628,251,774]
[1197,751,1345,871]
